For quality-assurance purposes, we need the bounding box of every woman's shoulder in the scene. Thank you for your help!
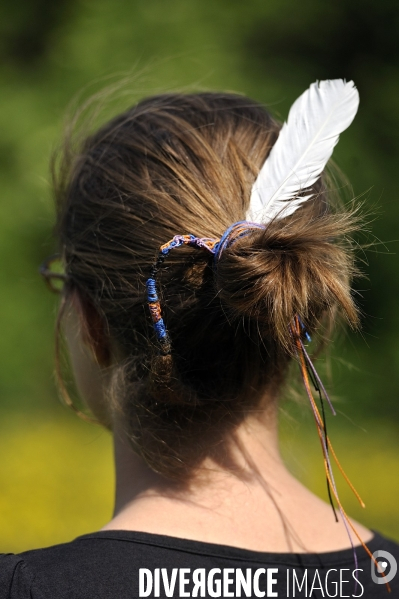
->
[0,532,170,599]
[0,554,34,599]
[0,536,118,599]
[0,542,75,599]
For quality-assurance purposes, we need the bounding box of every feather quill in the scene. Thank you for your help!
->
[246,80,359,223]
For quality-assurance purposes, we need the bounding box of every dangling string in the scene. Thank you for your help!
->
[296,326,366,507]
[295,317,337,519]
[305,354,338,519]
[291,316,391,593]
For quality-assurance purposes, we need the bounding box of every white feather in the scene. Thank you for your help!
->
[246,79,359,223]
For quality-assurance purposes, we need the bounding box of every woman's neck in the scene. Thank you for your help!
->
[102,409,372,553]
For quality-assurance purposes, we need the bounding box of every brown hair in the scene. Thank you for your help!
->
[54,92,360,479]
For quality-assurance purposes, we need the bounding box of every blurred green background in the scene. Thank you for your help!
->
[0,0,398,552]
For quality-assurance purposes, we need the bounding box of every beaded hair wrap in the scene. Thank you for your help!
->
[145,222,264,354]
[145,80,390,591]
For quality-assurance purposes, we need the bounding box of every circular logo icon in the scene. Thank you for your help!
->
[371,550,397,584]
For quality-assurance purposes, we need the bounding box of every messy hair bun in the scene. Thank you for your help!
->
[55,92,361,478]
[215,209,360,353]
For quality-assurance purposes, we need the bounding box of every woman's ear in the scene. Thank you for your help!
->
[63,288,113,428]
[69,288,111,368]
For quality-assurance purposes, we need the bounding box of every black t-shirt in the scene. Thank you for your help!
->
[1,529,398,598]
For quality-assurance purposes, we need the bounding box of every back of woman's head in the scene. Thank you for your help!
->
[54,91,360,479]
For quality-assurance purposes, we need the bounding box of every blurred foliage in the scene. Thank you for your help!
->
[0,0,74,66]
[0,0,398,550]
[0,412,113,552]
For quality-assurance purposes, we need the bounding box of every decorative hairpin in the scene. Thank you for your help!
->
[145,80,390,591]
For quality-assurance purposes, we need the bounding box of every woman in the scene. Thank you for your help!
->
[1,80,397,598]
